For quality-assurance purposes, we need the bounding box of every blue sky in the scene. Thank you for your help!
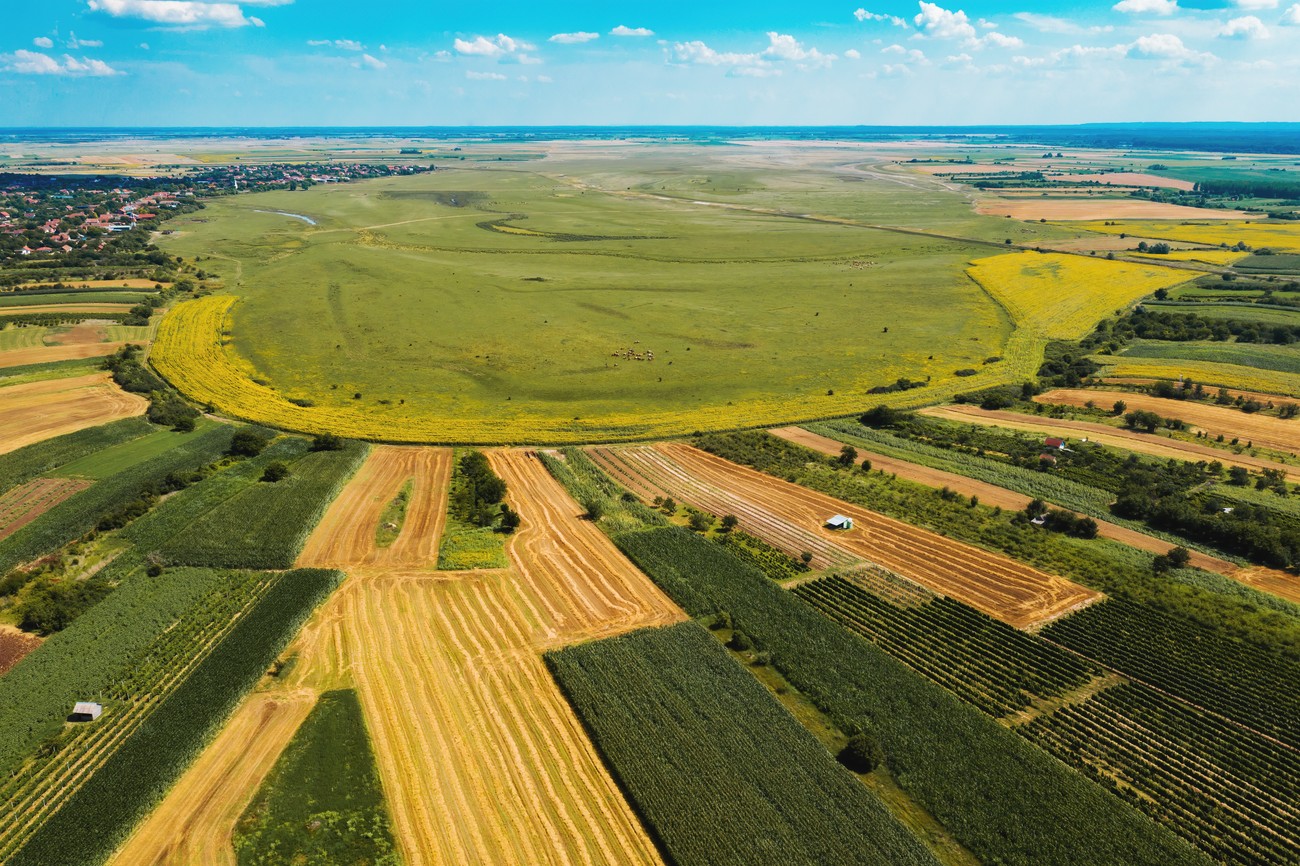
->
[3,0,1299,126]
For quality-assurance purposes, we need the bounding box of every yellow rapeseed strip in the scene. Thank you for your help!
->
[967,252,1195,341]
[1132,250,1250,266]
[152,296,1044,444]
[1071,220,1300,252]
[1095,355,1300,399]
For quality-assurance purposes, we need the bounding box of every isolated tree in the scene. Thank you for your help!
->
[1112,400,1127,416]
[261,461,290,483]
[720,514,739,532]
[229,428,270,457]
[311,433,344,451]
[688,510,714,533]
[838,731,884,774]
[838,445,858,467]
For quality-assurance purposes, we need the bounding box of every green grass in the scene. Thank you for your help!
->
[234,690,399,866]
[0,357,103,385]
[0,418,155,495]
[435,519,508,570]
[0,292,151,307]
[0,326,48,351]
[1236,253,1300,273]
[155,154,1039,441]
[547,622,941,866]
[52,421,215,480]
[1118,339,1300,375]
[1145,301,1300,326]
[375,479,411,548]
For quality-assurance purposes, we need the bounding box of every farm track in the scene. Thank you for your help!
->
[0,373,148,456]
[296,445,452,570]
[1039,388,1300,457]
[771,427,1300,604]
[922,404,1300,483]
[0,478,92,541]
[603,443,1100,629]
[120,448,674,866]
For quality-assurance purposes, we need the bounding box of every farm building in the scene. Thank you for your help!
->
[1044,437,1066,450]
[1039,453,1058,466]
[70,702,102,722]
[826,515,853,530]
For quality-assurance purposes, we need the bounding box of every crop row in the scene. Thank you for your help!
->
[7,568,344,866]
[793,575,1096,717]
[0,417,155,496]
[715,530,809,581]
[547,621,940,866]
[157,440,366,569]
[1042,598,1300,750]
[0,423,236,575]
[609,526,1208,866]
[1022,683,1300,866]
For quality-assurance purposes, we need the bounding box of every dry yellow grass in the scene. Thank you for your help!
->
[1093,356,1300,400]
[0,373,148,455]
[1071,220,1300,252]
[967,252,1195,341]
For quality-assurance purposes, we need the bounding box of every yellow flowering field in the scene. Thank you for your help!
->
[967,252,1195,341]
[1132,250,1251,266]
[1095,355,1300,399]
[1071,220,1300,252]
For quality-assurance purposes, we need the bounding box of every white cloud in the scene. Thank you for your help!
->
[1218,15,1269,37]
[982,32,1024,49]
[853,8,908,27]
[453,33,533,57]
[1012,13,1113,35]
[86,0,266,28]
[844,48,862,59]
[1284,3,1300,23]
[549,31,599,44]
[308,39,363,50]
[913,3,977,40]
[1128,32,1214,62]
[882,43,929,63]
[67,32,103,48]
[763,32,835,66]
[611,25,654,36]
[33,36,54,48]
[1014,43,1125,67]
[3,49,121,76]
[139,41,149,49]
[536,74,553,83]
[1113,0,1178,15]
[353,53,385,69]
[670,40,764,68]
[1232,0,1276,8]
[465,70,506,80]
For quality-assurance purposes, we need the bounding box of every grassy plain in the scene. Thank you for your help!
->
[152,146,1118,443]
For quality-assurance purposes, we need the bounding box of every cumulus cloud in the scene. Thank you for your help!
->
[67,32,103,48]
[86,0,267,28]
[308,38,363,50]
[844,48,862,59]
[33,36,54,48]
[763,32,835,66]
[3,49,121,76]
[1232,0,1276,8]
[913,2,977,40]
[549,31,599,44]
[453,33,534,57]
[1284,3,1300,23]
[353,53,385,69]
[1113,0,1178,14]
[611,25,654,36]
[465,70,506,80]
[670,40,763,68]
[1218,15,1269,37]
[1128,32,1214,62]
[1014,43,1125,67]
[983,32,1024,48]
[882,43,929,64]
[854,8,908,27]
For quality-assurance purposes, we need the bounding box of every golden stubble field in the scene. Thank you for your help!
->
[113,445,681,866]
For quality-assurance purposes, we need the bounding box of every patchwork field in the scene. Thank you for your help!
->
[1072,219,1300,252]
[0,477,92,542]
[0,373,148,455]
[975,198,1248,220]
[598,443,1100,628]
[0,341,127,369]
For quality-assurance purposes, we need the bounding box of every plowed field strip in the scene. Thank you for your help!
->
[0,373,148,456]
[0,342,126,369]
[0,478,92,541]
[1039,388,1300,456]
[346,572,664,866]
[768,427,1300,603]
[639,443,1099,629]
[0,304,135,316]
[296,446,451,570]
[922,404,1300,483]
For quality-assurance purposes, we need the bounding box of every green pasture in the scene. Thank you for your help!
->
[0,292,152,307]
[1146,302,1300,326]
[0,326,49,351]
[1118,340,1300,375]
[158,151,1052,436]
[53,421,216,480]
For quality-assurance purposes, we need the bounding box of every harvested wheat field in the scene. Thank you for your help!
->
[0,627,41,677]
[1039,388,1300,457]
[0,478,93,541]
[296,445,451,570]
[975,197,1248,221]
[769,426,1300,602]
[923,404,1300,483]
[1048,172,1196,190]
[0,341,126,369]
[0,373,147,455]
[603,443,1099,628]
[0,304,135,316]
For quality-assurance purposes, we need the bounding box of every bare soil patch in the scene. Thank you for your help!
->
[0,627,41,677]
[975,198,1250,221]
[1048,172,1196,191]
